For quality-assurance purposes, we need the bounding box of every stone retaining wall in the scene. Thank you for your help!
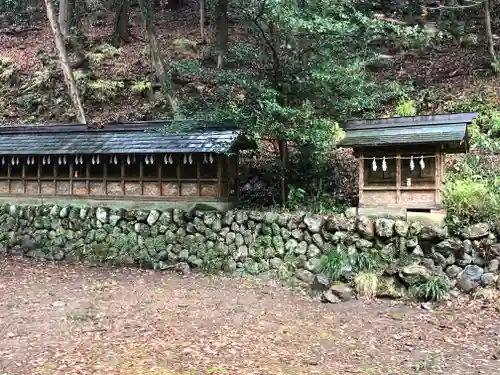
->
[1,204,499,296]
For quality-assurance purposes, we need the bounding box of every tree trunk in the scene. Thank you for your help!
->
[215,0,228,68]
[199,0,206,42]
[58,0,73,38]
[137,0,178,117]
[44,0,87,124]
[484,0,495,59]
[112,0,131,46]
[278,139,289,206]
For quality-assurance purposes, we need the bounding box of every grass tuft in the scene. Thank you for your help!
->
[318,245,350,281]
[411,276,449,301]
[354,272,380,299]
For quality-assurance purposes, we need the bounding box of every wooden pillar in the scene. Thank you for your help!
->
[216,154,223,198]
[176,156,181,196]
[103,157,108,196]
[139,156,144,196]
[69,160,74,194]
[85,157,90,195]
[396,152,401,204]
[358,150,364,208]
[52,158,57,193]
[158,157,162,196]
[235,152,240,201]
[121,156,126,195]
[37,158,41,194]
[7,159,11,194]
[435,150,442,207]
[196,156,201,196]
[22,157,26,194]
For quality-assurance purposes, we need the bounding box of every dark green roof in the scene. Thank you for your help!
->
[0,120,254,155]
[338,113,478,152]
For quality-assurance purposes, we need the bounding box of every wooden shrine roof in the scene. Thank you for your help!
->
[0,120,255,155]
[338,113,478,152]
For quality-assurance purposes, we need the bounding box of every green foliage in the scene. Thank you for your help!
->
[88,43,121,65]
[73,71,124,102]
[286,185,306,210]
[411,276,449,301]
[131,80,152,94]
[395,99,417,117]
[444,177,500,225]
[351,251,381,272]
[318,245,350,281]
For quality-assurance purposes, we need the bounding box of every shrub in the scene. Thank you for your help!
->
[354,272,380,299]
[318,245,350,281]
[395,99,417,116]
[444,177,500,225]
[411,276,449,301]
[351,251,381,272]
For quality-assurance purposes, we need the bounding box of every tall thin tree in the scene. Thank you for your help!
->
[44,0,87,124]
[137,0,178,116]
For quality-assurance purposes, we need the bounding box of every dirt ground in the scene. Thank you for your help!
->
[1,257,500,375]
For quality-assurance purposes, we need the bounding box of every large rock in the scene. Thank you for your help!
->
[433,238,462,256]
[420,225,448,241]
[481,272,496,286]
[307,244,321,258]
[312,233,324,250]
[304,214,323,233]
[357,216,375,239]
[399,264,431,284]
[456,265,484,293]
[312,274,330,291]
[460,223,490,240]
[375,218,395,238]
[445,265,462,279]
[295,269,315,284]
[146,210,160,226]
[356,239,373,251]
[327,284,355,301]
[285,238,298,252]
[487,259,500,273]
[394,220,409,237]
[321,289,341,303]
[96,207,109,224]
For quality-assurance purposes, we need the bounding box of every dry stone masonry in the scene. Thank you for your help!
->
[1,204,500,297]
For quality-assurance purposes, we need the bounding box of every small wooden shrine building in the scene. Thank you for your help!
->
[0,120,254,209]
[339,113,478,212]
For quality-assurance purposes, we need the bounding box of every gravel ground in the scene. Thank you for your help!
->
[1,256,500,375]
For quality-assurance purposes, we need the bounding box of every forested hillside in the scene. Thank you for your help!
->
[0,0,500,220]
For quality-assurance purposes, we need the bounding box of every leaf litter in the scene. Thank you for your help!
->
[0,256,499,375]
